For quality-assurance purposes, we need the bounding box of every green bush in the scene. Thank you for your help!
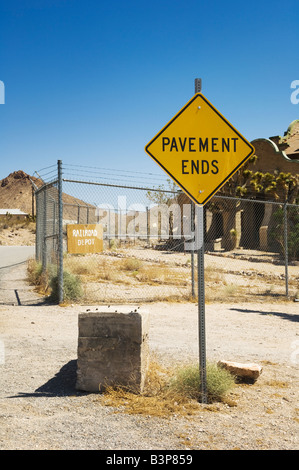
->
[170,362,235,403]
[49,270,83,302]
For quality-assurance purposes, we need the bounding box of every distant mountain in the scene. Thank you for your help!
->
[0,170,40,215]
[0,170,96,221]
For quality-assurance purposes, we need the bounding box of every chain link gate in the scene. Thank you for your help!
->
[34,161,299,304]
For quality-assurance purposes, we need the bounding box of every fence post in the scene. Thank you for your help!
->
[35,189,39,262]
[42,188,47,272]
[52,199,56,260]
[58,160,64,304]
[284,202,289,297]
[146,206,150,243]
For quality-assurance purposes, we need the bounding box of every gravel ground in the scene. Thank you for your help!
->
[0,262,298,451]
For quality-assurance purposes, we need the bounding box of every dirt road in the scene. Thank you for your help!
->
[0,262,298,450]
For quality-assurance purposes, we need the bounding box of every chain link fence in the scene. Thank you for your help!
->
[34,161,299,304]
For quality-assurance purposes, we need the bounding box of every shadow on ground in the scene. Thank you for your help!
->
[230,307,299,323]
[9,360,85,398]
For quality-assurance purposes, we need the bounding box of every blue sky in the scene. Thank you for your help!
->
[0,0,298,185]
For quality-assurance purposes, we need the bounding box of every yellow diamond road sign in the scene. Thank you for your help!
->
[145,93,255,205]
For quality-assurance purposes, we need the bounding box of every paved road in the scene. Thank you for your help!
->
[0,246,35,270]
[0,246,37,305]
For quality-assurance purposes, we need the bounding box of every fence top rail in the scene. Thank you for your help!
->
[34,179,58,194]
[35,177,299,208]
[62,178,179,194]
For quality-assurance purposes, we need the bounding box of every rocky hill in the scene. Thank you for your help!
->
[0,170,41,215]
[0,170,98,246]
[0,170,96,220]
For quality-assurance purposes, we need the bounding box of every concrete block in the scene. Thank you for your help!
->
[76,306,149,393]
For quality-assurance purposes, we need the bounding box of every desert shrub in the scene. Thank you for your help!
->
[136,264,188,286]
[64,256,92,276]
[102,360,236,418]
[27,259,83,301]
[120,258,143,271]
[27,259,43,285]
[27,259,51,295]
[49,270,83,302]
[169,362,235,403]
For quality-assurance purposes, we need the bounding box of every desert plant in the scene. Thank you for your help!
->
[27,259,50,294]
[136,264,187,286]
[27,259,43,285]
[120,258,143,271]
[169,362,235,403]
[49,270,83,302]
[109,238,119,249]
[102,360,236,418]
[63,256,92,276]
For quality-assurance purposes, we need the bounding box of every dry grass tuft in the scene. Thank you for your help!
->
[101,359,235,418]
[120,258,143,272]
[136,264,189,286]
[265,379,289,388]
[101,360,201,418]
[27,258,49,295]
[63,255,190,291]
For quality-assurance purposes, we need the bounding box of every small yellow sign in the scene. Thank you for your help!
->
[67,224,103,254]
[145,93,255,205]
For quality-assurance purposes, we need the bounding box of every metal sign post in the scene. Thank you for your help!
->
[195,77,207,404]
[196,204,207,403]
